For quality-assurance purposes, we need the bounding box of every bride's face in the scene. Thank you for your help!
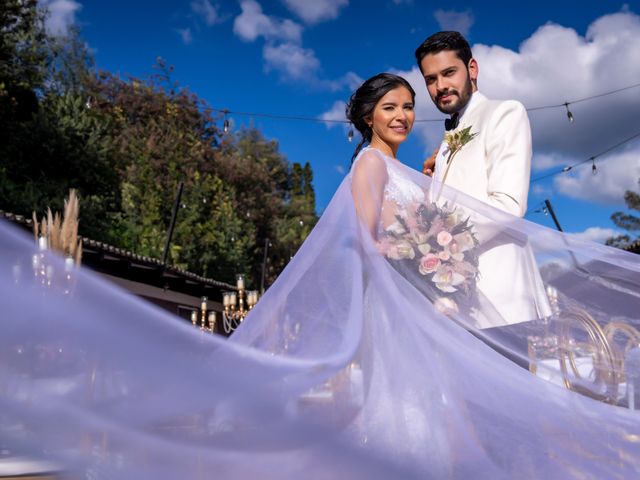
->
[369,86,415,149]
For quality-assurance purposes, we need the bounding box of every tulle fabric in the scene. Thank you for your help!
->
[1,147,639,479]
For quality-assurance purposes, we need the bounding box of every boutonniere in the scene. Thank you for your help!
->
[431,125,478,202]
[443,125,478,165]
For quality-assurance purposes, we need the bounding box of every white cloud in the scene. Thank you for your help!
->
[433,9,474,36]
[552,147,640,204]
[531,183,551,197]
[39,0,81,36]
[191,0,222,26]
[281,0,348,24]
[233,0,302,43]
[232,1,359,88]
[176,28,193,45]
[334,165,346,175]
[324,71,363,92]
[532,152,566,172]
[320,100,347,127]
[177,28,193,45]
[569,227,621,244]
[263,42,320,80]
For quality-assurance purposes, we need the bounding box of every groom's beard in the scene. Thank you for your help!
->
[434,75,473,115]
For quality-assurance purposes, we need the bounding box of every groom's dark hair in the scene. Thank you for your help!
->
[414,31,473,72]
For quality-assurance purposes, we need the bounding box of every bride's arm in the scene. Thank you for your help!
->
[351,151,388,240]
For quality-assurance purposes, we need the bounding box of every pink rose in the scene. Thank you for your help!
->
[438,250,450,261]
[419,253,440,275]
[437,230,453,246]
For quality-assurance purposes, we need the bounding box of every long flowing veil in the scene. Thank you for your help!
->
[1,147,639,479]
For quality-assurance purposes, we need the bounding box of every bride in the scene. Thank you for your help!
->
[1,74,639,479]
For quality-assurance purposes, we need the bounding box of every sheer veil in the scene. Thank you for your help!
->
[1,146,639,478]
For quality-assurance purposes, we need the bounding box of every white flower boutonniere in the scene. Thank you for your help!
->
[439,125,478,189]
[431,125,478,202]
[443,125,478,166]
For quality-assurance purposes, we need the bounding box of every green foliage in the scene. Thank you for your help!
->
[607,178,640,249]
[173,173,255,281]
[0,9,318,288]
[0,18,121,242]
[0,0,49,99]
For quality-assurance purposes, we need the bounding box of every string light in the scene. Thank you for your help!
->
[209,81,640,126]
[531,131,640,184]
[527,81,640,111]
[222,109,230,134]
[564,102,574,123]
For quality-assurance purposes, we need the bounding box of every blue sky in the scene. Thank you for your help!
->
[40,0,640,243]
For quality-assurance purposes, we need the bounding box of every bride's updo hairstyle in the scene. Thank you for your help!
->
[346,73,415,163]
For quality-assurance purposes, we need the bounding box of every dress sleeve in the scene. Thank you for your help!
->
[484,101,532,217]
[350,150,389,240]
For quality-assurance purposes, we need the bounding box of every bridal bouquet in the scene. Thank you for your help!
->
[377,201,480,315]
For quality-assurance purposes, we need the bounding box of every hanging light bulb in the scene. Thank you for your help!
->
[347,126,354,143]
[564,102,574,123]
[591,157,597,175]
[222,109,230,134]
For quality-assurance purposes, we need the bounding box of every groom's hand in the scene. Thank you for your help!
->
[422,148,438,176]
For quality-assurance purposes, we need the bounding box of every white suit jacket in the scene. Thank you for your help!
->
[434,92,551,328]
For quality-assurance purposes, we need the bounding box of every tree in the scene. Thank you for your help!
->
[0,20,122,242]
[212,129,317,286]
[606,178,640,249]
[172,173,255,281]
[0,0,49,117]
[83,60,223,257]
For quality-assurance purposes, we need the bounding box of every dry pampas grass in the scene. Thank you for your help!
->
[32,189,83,265]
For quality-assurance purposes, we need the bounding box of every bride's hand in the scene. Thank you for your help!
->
[422,147,439,176]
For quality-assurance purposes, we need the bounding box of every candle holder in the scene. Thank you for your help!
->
[221,273,259,334]
[200,296,208,330]
[191,297,219,334]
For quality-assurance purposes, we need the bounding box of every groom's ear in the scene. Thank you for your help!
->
[467,58,478,86]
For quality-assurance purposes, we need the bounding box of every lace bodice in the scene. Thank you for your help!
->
[383,156,424,206]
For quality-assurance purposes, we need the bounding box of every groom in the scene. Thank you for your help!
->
[416,31,531,217]
[414,31,551,332]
